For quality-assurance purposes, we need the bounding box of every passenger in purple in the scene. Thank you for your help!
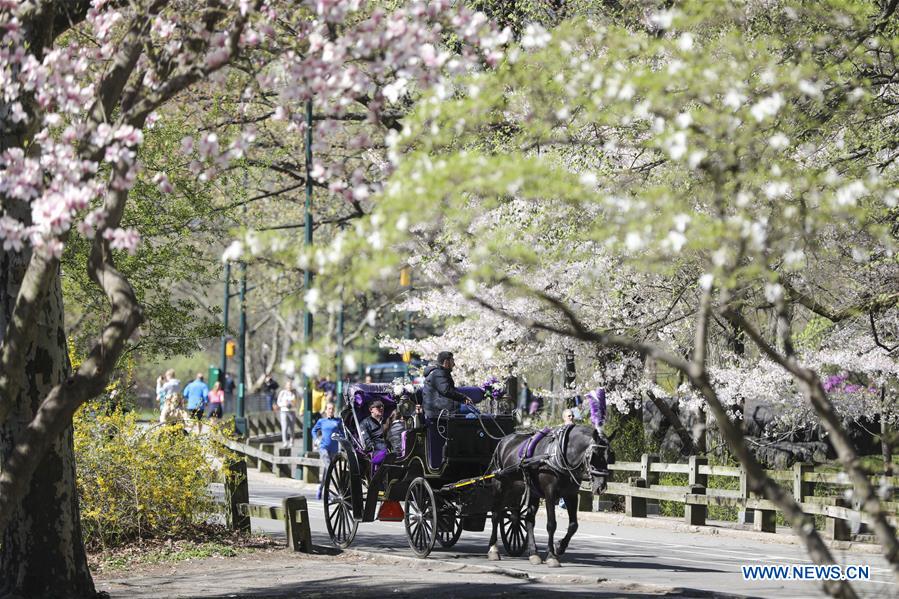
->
[312,402,341,500]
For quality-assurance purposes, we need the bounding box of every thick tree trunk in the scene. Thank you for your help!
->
[0,249,95,598]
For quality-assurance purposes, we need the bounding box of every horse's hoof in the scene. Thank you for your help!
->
[546,556,561,568]
[488,550,501,561]
[529,554,543,565]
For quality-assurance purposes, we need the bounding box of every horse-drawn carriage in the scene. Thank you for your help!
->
[323,382,614,564]
[322,382,533,558]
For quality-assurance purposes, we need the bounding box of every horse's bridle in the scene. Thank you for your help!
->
[555,425,611,482]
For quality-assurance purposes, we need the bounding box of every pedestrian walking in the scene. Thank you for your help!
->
[311,401,341,500]
[157,369,181,424]
[263,372,280,411]
[276,380,298,448]
[182,373,209,433]
[208,380,225,421]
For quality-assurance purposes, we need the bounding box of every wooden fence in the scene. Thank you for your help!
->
[579,454,898,540]
[225,422,895,543]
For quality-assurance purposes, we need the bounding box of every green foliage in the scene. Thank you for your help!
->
[605,406,646,462]
[73,408,225,550]
[63,115,223,362]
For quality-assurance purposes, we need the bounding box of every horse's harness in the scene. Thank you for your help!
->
[516,424,610,488]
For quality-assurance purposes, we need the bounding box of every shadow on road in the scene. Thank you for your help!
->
[196,576,757,599]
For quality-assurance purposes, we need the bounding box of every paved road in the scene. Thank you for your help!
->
[214,472,895,599]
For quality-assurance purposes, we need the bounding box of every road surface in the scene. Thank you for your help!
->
[212,471,895,599]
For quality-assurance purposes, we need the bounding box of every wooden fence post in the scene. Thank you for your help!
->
[793,463,813,502]
[641,454,659,515]
[754,507,776,533]
[259,443,275,473]
[641,454,659,486]
[225,457,251,533]
[689,455,708,486]
[827,498,851,541]
[578,489,594,512]
[245,439,260,468]
[685,484,706,526]
[740,466,775,533]
[626,477,647,518]
[276,447,292,478]
[283,496,313,552]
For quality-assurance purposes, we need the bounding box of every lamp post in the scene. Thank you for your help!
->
[335,297,344,411]
[302,97,314,459]
[220,261,231,387]
[235,257,248,436]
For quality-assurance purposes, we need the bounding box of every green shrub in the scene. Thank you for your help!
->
[74,408,225,550]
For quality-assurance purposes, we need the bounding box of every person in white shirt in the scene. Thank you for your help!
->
[276,380,298,448]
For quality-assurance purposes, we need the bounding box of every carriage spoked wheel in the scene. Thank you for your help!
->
[323,453,359,548]
[404,477,438,558]
[436,500,463,549]
[500,488,530,557]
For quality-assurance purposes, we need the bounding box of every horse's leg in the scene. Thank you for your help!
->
[487,486,501,560]
[556,491,579,558]
[544,491,561,568]
[525,494,541,565]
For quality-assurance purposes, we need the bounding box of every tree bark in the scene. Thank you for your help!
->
[0,251,94,598]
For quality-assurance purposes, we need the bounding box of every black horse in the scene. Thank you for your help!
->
[486,424,613,567]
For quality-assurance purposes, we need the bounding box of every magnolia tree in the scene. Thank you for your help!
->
[322,2,899,596]
[0,1,504,596]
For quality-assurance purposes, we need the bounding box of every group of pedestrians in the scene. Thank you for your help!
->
[262,372,341,500]
[156,370,235,432]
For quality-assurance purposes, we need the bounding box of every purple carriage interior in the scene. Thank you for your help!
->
[341,382,515,473]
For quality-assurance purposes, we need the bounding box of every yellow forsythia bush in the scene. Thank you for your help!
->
[74,408,223,549]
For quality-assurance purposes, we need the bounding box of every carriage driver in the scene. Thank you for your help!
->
[421,351,475,418]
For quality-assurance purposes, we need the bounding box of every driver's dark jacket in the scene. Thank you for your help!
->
[421,365,469,418]
[359,416,387,451]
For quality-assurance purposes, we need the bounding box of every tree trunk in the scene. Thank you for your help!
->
[0,249,95,598]
[882,387,894,476]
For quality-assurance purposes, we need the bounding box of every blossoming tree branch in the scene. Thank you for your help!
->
[309,2,899,597]
[0,0,504,596]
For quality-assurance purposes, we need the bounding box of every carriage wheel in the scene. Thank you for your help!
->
[436,500,463,549]
[404,477,438,558]
[323,453,359,548]
[500,489,529,557]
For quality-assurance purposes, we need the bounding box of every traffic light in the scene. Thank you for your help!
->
[400,266,411,288]
[225,338,236,357]
[402,350,412,363]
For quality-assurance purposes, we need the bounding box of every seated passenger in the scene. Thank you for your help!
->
[360,400,388,453]
[422,351,476,418]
